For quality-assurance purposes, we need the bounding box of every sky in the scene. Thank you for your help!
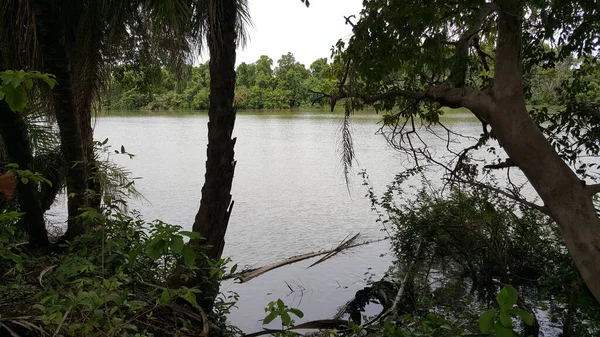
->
[234,0,364,67]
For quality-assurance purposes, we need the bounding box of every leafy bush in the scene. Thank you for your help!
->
[0,201,239,337]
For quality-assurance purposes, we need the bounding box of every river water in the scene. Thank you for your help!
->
[79,109,480,332]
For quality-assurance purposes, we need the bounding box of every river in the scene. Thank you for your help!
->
[65,109,480,332]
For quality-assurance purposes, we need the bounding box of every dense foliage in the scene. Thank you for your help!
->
[0,198,238,336]
[105,53,337,110]
[360,170,600,336]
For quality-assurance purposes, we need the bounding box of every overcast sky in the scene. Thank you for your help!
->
[233,0,363,67]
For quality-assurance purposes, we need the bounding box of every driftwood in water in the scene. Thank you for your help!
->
[226,234,387,283]
[243,319,350,337]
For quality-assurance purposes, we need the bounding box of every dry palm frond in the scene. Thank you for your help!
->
[340,102,356,186]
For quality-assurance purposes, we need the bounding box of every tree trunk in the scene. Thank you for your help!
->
[33,1,88,241]
[0,100,49,246]
[487,0,600,302]
[191,0,238,260]
[72,1,103,211]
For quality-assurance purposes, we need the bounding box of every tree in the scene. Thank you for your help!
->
[275,52,310,107]
[324,0,600,302]
[1,0,197,244]
[191,0,251,260]
[32,1,90,240]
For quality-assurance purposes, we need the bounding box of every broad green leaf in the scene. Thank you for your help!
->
[146,241,164,260]
[495,321,514,337]
[181,245,196,267]
[3,84,28,112]
[510,308,535,326]
[280,311,292,326]
[497,285,518,311]
[479,309,496,333]
[170,235,184,254]
[288,308,304,318]
[0,87,4,100]
[500,311,513,328]
[160,289,171,304]
[277,299,285,309]
[263,311,278,325]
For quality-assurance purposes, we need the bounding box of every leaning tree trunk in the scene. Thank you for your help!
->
[484,0,600,302]
[191,0,238,260]
[33,1,88,241]
[0,100,49,246]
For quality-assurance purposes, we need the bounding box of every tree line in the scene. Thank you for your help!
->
[105,51,600,112]
[106,52,337,110]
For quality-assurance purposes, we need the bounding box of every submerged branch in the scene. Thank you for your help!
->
[226,235,387,283]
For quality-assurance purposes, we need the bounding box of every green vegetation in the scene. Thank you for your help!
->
[105,53,337,110]
[105,50,597,112]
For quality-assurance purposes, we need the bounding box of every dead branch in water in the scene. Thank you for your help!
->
[225,234,388,283]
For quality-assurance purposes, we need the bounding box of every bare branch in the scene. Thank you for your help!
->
[484,158,517,170]
[448,178,551,216]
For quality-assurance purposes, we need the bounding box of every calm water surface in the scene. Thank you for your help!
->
[79,110,480,331]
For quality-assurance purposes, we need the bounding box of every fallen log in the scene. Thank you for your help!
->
[225,234,388,283]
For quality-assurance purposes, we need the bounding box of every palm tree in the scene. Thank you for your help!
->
[31,0,90,241]
[190,0,250,260]
[1,0,197,243]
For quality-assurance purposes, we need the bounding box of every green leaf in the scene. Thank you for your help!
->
[288,308,304,318]
[510,308,535,326]
[126,300,147,310]
[0,87,5,100]
[160,289,172,304]
[3,84,28,112]
[277,299,285,309]
[263,311,278,325]
[181,245,196,267]
[170,235,184,254]
[230,264,238,274]
[497,285,518,311]
[180,231,202,240]
[495,321,514,337]
[21,177,29,184]
[280,311,292,326]
[479,309,496,333]
[500,311,513,328]
[146,240,165,260]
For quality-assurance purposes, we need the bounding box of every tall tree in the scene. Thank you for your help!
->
[326,0,600,302]
[191,0,244,260]
[32,0,89,240]
[0,4,50,246]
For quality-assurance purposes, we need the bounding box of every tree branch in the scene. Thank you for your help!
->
[586,183,600,197]
[449,3,498,86]
[484,158,517,170]
[449,178,552,216]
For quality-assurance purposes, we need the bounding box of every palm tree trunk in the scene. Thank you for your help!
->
[72,1,103,211]
[0,100,49,246]
[33,1,88,241]
[191,0,238,260]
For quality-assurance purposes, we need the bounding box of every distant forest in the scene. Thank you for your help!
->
[105,51,598,111]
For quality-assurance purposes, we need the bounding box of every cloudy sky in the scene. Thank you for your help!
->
[234,0,363,67]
